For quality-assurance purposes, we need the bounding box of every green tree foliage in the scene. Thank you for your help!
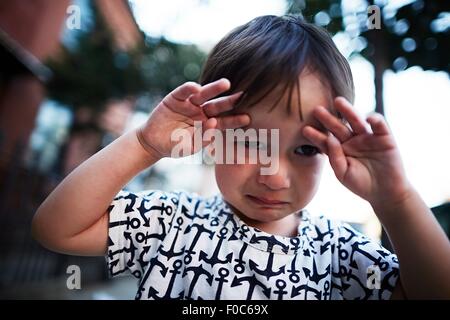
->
[44,1,206,179]
[363,0,449,74]
[46,1,206,114]
[287,0,343,34]
[286,0,449,113]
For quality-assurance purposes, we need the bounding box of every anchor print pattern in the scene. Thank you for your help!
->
[107,190,399,300]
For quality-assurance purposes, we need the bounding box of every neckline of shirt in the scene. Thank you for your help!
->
[210,194,313,255]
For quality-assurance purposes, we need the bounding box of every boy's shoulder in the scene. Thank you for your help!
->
[299,211,374,245]
[116,188,206,202]
[114,188,223,213]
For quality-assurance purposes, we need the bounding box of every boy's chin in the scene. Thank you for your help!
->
[236,204,294,224]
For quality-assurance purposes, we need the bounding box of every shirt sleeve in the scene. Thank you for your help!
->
[332,223,400,300]
[106,189,180,279]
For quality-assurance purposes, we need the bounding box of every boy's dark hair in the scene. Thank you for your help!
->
[200,14,354,118]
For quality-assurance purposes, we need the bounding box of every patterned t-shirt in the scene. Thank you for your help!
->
[106,189,399,300]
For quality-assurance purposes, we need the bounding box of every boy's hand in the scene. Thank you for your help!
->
[303,97,413,217]
[138,79,250,159]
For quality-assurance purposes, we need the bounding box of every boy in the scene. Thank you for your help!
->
[32,15,450,299]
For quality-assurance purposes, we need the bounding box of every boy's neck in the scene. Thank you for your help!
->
[226,201,302,238]
[250,213,302,238]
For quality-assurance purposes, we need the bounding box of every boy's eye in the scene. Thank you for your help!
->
[294,145,320,157]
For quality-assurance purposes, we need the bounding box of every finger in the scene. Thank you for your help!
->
[202,91,243,117]
[313,106,354,142]
[302,125,328,153]
[189,78,231,106]
[327,134,348,182]
[201,118,219,148]
[334,97,370,135]
[170,81,202,101]
[214,114,250,130]
[202,117,217,132]
[366,113,391,136]
[162,82,203,117]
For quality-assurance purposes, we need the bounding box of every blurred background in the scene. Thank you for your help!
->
[0,0,448,299]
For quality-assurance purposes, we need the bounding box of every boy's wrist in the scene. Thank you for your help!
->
[370,184,418,226]
[135,126,164,163]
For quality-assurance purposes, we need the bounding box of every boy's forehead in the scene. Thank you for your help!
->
[246,72,333,131]
[298,71,334,113]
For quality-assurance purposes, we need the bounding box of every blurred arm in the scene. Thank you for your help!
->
[31,127,160,256]
[375,189,450,299]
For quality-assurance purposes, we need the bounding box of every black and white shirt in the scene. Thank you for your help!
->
[107,189,399,300]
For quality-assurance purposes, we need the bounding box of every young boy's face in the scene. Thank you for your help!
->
[215,71,332,234]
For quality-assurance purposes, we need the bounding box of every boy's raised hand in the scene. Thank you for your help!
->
[303,97,412,215]
[138,79,250,159]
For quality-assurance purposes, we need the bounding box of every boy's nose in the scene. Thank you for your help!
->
[257,160,291,190]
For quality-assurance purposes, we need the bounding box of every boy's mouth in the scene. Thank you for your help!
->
[246,195,289,206]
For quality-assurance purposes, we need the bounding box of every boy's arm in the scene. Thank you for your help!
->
[304,97,450,299]
[32,79,249,256]
[373,189,450,299]
[31,128,160,256]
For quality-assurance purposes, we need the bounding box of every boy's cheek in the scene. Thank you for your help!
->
[211,141,254,165]
[215,162,256,176]
[214,162,260,190]
[303,156,326,180]
[215,164,239,192]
